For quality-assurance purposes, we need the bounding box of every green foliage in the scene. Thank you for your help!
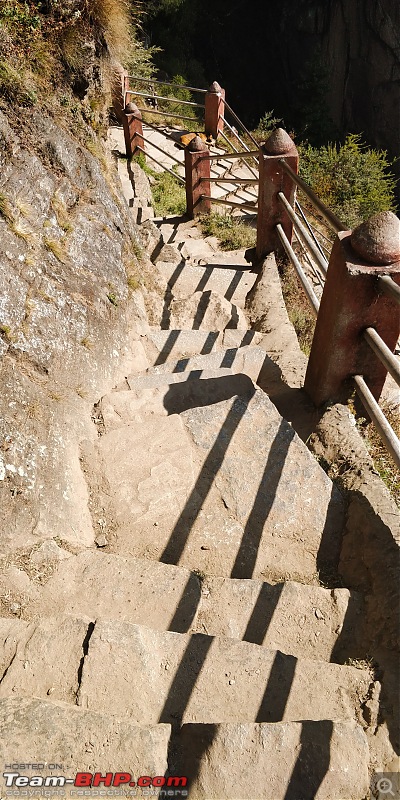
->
[299,135,397,228]
[253,110,283,141]
[0,1,41,32]
[0,58,37,105]
[151,169,186,217]
[201,213,256,251]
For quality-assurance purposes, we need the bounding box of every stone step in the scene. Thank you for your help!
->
[83,387,345,583]
[175,720,369,800]
[0,696,170,775]
[30,551,363,662]
[102,373,254,427]
[167,289,248,331]
[78,618,374,725]
[141,327,263,366]
[147,345,270,383]
[155,259,257,308]
[1,616,373,725]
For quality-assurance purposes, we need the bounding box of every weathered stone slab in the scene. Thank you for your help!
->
[90,414,195,540]
[0,615,90,704]
[151,345,267,384]
[177,720,369,799]
[141,328,225,364]
[156,260,257,308]
[31,551,200,634]
[101,372,253,428]
[79,618,373,725]
[0,696,170,776]
[169,290,247,331]
[179,389,345,581]
[193,578,363,661]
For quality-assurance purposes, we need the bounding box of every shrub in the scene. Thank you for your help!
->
[201,212,256,251]
[150,169,186,217]
[299,134,397,228]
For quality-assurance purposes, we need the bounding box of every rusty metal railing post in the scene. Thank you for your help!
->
[256,128,299,261]
[304,211,400,406]
[184,136,211,218]
[205,81,225,141]
[123,102,143,159]
[112,65,130,125]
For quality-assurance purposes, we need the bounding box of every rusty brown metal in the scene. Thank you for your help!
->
[185,138,211,218]
[205,83,225,140]
[304,213,400,406]
[256,129,299,261]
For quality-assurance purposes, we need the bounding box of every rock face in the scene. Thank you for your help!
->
[0,109,156,552]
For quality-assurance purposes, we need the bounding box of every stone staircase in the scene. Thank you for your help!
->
[0,144,379,800]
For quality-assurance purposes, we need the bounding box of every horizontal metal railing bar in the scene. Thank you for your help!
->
[276,223,320,315]
[293,229,325,288]
[221,98,259,148]
[363,327,400,387]
[303,207,336,244]
[219,127,240,155]
[200,149,259,162]
[201,195,258,213]
[201,177,259,184]
[295,200,329,265]
[138,134,183,167]
[279,159,346,233]
[353,375,400,469]
[137,108,199,122]
[221,116,259,169]
[127,76,208,93]
[378,275,400,304]
[142,119,185,148]
[126,89,204,108]
[136,146,185,184]
[278,192,328,276]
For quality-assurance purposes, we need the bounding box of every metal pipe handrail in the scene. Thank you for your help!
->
[295,200,329,265]
[303,207,336,244]
[142,118,185,148]
[363,327,400,387]
[201,195,258,213]
[219,127,240,156]
[126,89,204,108]
[353,375,400,469]
[200,149,259,163]
[378,275,400,304]
[201,177,259,184]
[217,130,259,200]
[278,192,328,277]
[137,107,199,122]
[276,223,320,315]
[221,98,259,148]
[138,134,183,167]
[293,229,325,288]
[279,159,346,233]
[136,146,185,184]
[220,116,259,170]
[127,75,207,94]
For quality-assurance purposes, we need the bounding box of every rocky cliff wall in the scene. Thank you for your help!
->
[0,109,157,558]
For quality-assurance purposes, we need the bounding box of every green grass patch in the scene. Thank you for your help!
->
[200,212,256,251]
[278,257,316,356]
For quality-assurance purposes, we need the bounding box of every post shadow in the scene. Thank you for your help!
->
[231,420,295,579]
[158,633,213,726]
[154,330,181,366]
[243,581,284,645]
[160,263,186,330]
[160,386,256,566]
[284,720,334,800]
[255,650,297,722]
